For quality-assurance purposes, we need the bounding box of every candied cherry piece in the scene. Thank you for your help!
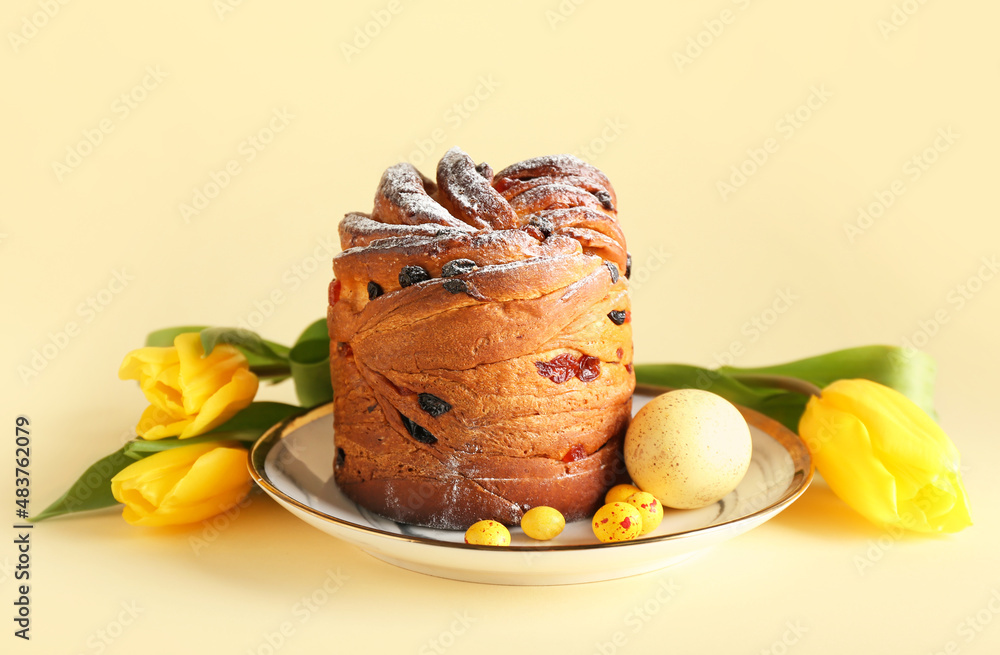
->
[562,444,587,463]
[535,353,580,384]
[329,279,342,304]
[578,356,601,382]
[535,353,601,383]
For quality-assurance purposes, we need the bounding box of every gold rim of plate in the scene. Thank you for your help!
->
[248,383,814,552]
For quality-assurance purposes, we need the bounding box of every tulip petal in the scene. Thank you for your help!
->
[800,396,901,526]
[800,379,972,534]
[118,331,260,441]
[118,346,179,381]
[111,443,251,527]
[162,447,251,504]
[136,405,193,440]
[112,441,220,482]
[178,368,258,439]
[822,380,960,470]
[175,333,250,415]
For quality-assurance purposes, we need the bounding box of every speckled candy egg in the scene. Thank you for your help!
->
[625,491,663,535]
[591,502,643,543]
[604,483,643,505]
[464,520,511,546]
[520,506,565,541]
[624,389,752,510]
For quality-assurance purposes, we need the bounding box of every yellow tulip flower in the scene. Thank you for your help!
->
[799,379,971,533]
[111,442,253,526]
[119,332,258,440]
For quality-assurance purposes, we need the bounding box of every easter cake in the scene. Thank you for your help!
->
[327,147,634,529]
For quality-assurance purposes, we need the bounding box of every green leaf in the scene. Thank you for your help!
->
[30,448,134,521]
[635,364,783,407]
[635,364,806,432]
[144,326,291,378]
[201,327,289,362]
[295,318,329,345]
[290,339,333,407]
[719,345,938,419]
[122,402,308,457]
[145,325,208,347]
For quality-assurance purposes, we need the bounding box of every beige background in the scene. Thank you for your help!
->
[3,0,998,653]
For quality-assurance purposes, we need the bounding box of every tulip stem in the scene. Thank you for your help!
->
[728,373,823,398]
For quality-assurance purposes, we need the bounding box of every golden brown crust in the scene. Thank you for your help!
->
[329,147,634,529]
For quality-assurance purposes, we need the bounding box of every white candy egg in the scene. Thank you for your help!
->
[624,389,752,509]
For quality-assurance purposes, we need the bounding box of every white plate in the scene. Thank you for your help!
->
[249,386,812,585]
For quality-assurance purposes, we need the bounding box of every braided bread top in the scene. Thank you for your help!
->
[333,146,627,310]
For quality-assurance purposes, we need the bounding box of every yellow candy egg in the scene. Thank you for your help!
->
[591,502,643,543]
[464,520,511,546]
[625,491,663,535]
[521,506,565,541]
[604,483,643,505]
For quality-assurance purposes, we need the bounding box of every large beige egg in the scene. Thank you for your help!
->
[624,389,752,509]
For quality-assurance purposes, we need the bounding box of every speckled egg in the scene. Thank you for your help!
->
[624,389,752,510]
[464,520,511,546]
[591,502,643,543]
[520,506,565,541]
[625,491,663,535]
[604,483,643,505]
